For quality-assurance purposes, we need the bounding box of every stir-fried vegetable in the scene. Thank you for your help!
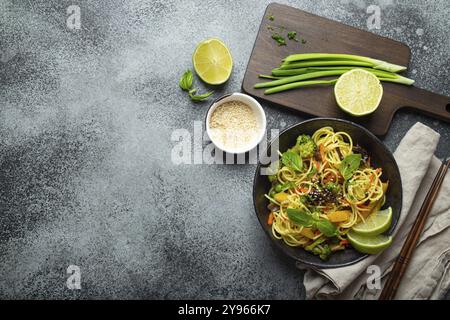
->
[290,135,317,158]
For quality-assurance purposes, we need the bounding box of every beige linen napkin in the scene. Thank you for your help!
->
[297,122,450,299]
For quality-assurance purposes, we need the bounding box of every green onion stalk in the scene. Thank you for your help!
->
[254,53,414,95]
[255,69,414,92]
[282,53,407,73]
[264,79,338,95]
[272,66,401,79]
[254,70,347,89]
[279,60,374,70]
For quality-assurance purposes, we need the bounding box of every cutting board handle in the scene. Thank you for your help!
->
[398,86,450,123]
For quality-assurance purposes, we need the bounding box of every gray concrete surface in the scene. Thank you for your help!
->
[0,0,449,299]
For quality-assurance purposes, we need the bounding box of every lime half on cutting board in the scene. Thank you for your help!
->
[334,69,383,116]
[193,38,233,85]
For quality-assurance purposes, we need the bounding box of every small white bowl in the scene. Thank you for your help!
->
[205,92,266,154]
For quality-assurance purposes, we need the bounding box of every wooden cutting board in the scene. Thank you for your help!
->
[242,3,450,136]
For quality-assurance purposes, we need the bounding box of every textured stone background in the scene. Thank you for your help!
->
[0,0,449,299]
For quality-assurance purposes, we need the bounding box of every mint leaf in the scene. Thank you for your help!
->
[287,208,314,227]
[282,151,302,171]
[340,154,362,180]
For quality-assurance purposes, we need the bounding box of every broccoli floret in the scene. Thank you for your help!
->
[319,245,332,260]
[310,243,332,260]
[305,237,326,251]
[290,135,317,158]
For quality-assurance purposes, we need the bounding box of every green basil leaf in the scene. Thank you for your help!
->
[286,208,314,227]
[340,154,362,180]
[179,70,193,91]
[282,151,302,171]
[314,219,339,237]
[189,89,214,102]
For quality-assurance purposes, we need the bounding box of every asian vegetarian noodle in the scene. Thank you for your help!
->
[265,126,388,260]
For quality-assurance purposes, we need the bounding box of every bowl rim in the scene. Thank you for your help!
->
[205,92,267,155]
[252,117,403,269]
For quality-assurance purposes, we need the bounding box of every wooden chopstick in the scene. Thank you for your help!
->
[379,157,450,300]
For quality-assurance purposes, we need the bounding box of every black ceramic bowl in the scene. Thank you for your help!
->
[253,118,402,268]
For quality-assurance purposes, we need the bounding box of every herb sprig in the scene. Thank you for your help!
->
[287,208,339,237]
[188,88,214,102]
[179,69,214,102]
[179,70,194,91]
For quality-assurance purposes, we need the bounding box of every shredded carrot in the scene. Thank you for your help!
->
[319,144,325,161]
[376,168,382,174]
[340,240,349,246]
[313,160,320,170]
[267,213,274,225]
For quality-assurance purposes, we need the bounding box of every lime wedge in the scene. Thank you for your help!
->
[352,207,392,236]
[334,69,383,116]
[348,230,392,255]
[192,38,233,85]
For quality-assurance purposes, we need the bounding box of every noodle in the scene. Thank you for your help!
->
[266,127,388,259]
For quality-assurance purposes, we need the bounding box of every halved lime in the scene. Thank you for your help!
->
[192,38,233,85]
[352,207,392,237]
[334,69,383,116]
[347,230,392,255]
